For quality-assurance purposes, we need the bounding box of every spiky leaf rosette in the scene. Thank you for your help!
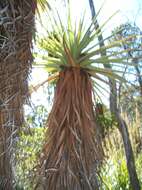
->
[35,7,137,190]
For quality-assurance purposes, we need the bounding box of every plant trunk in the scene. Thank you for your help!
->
[0,0,35,188]
[0,113,13,189]
[36,68,104,190]
[88,0,140,189]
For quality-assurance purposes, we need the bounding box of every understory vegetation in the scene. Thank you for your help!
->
[15,104,142,190]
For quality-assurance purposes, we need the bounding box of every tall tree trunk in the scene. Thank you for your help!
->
[88,0,140,189]
[134,62,142,96]
[0,0,35,188]
[115,109,141,190]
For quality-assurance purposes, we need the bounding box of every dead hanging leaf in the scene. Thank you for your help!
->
[29,72,59,95]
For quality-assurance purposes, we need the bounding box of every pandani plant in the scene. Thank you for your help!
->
[35,6,138,190]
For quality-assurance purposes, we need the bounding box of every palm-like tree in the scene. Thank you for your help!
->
[0,0,37,188]
[35,7,134,189]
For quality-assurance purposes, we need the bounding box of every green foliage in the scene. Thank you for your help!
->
[15,127,45,189]
[101,153,130,190]
[15,185,24,190]
[15,104,48,189]
[96,111,117,137]
[26,105,48,128]
[120,85,142,121]
[136,153,142,186]
[94,103,118,138]
[101,147,142,190]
